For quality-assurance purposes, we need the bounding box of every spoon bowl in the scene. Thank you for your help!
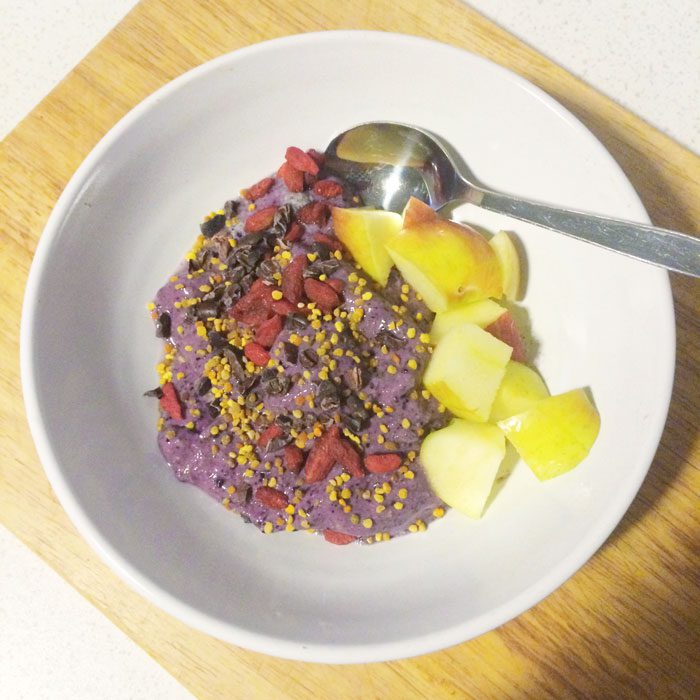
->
[324,121,700,277]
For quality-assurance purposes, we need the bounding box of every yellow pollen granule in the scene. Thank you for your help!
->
[271,290,283,300]
[362,518,373,529]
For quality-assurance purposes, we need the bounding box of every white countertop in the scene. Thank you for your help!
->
[2,1,698,698]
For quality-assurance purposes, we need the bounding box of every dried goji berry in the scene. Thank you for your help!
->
[255,486,289,509]
[257,423,283,448]
[255,314,283,348]
[285,146,320,175]
[303,278,340,314]
[313,232,343,251]
[304,425,340,483]
[242,177,274,201]
[277,162,305,192]
[485,311,527,363]
[306,149,325,168]
[281,255,307,304]
[159,382,183,420]
[244,206,278,233]
[271,298,297,316]
[297,201,329,226]
[285,220,304,242]
[313,179,343,198]
[244,341,270,367]
[325,278,344,293]
[333,437,364,478]
[323,530,356,545]
[364,453,402,474]
[230,281,273,326]
[283,444,304,473]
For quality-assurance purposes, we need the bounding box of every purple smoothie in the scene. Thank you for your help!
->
[149,156,449,543]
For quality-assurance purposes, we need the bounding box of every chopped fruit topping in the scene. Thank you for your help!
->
[421,420,505,519]
[497,389,600,481]
[423,323,511,422]
[488,230,521,301]
[385,217,502,311]
[484,311,527,363]
[332,207,402,286]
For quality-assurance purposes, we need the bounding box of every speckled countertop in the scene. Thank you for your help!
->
[1,1,697,698]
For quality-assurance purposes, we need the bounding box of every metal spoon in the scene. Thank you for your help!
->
[323,122,700,277]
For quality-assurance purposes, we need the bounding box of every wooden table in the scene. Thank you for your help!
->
[1,1,698,697]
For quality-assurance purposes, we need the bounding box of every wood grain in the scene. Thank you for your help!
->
[1,1,698,697]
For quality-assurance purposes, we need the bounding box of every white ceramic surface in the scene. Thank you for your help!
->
[21,31,675,663]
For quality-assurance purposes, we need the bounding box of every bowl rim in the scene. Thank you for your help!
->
[20,29,676,663]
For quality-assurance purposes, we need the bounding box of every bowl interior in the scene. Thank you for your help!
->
[23,32,674,662]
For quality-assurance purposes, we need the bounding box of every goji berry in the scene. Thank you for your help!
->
[297,201,329,226]
[244,341,270,367]
[271,298,297,316]
[325,278,344,293]
[230,281,273,326]
[334,438,364,478]
[244,206,278,233]
[257,423,283,448]
[313,179,343,198]
[281,255,307,304]
[485,311,527,363]
[277,162,305,192]
[255,314,283,349]
[285,220,304,242]
[306,149,325,168]
[255,486,289,509]
[159,382,183,420]
[283,444,304,473]
[364,453,402,474]
[323,530,356,545]
[313,232,343,251]
[304,425,340,483]
[242,177,274,201]
[303,278,340,314]
[285,146,320,175]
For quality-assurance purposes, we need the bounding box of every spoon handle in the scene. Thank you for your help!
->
[471,188,700,277]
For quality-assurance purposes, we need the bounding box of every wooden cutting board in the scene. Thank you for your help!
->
[1,1,698,697]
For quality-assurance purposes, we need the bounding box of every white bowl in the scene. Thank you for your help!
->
[21,31,675,663]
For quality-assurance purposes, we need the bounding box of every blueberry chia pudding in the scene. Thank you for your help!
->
[147,146,452,545]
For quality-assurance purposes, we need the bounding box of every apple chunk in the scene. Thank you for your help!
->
[332,207,402,285]
[489,361,549,423]
[431,299,506,343]
[385,219,503,312]
[497,389,600,480]
[489,231,521,301]
[423,323,512,421]
[401,196,438,227]
[421,420,505,518]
